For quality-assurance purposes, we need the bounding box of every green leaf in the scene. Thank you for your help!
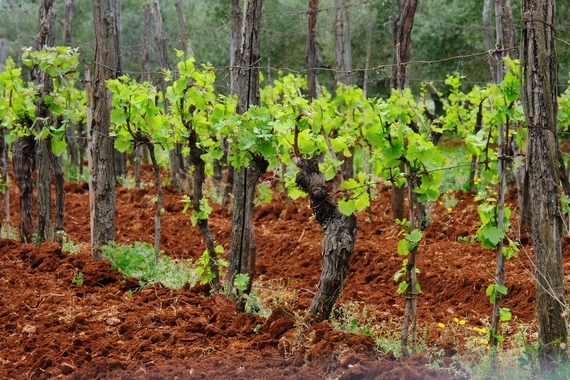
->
[354,193,370,211]
[499,307,512,321]
[407,229,423,244]
[111,108,128,124]
[114,136,133,153]
[338,199,355,216]
[234,273,250,293]
[477,225,504,249]
[397,239,409,255]
[397,281,409,294]
[51,138,67,156]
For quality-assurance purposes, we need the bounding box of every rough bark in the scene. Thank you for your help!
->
[227,0,267,312]
[295,158,358,322]
[391,0,418,90]
[33,0,57,242]
[307,0,320,102]
[520,0,568,371]
[61,0,73,46]
[334,0,352,86]
[13,135,35,243]
[91,0,121,261]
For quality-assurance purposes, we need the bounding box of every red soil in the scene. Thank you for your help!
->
[1,168,567,379]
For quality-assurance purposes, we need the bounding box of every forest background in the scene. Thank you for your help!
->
[2,0,570,98]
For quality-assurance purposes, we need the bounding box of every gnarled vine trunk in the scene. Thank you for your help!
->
[13,135,35,243]
[295,158,358,323]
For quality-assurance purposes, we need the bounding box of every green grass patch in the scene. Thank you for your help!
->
[102,241,197,290]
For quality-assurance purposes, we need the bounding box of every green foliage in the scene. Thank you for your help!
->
[234,273,250,293]
[71,271,84,286]
[107,75,170,153]
[61,234,80,255]
[0,47,84,159]
[394,258,421,295]
[194,246,226,285]
[486,283,508,304]
[181,195,213,227]
[102,241,196,290]
[254,183,273,205]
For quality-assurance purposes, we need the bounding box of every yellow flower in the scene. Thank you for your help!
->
[453,317,459,323]
[438,323,445,329]
[481,339,489,345]
[447,207,453,212]
[459,320,466,325]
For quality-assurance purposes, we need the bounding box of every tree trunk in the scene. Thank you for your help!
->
[151,0,183,193]
[296,158,358,323]
[34,0,57,243]
[483,0,497,83]
[230,0,242,96]
[391,0,419,357]
[222,0,243,208]
[174,0,193,58]
[334,0,354,180]
[0,128,9,238]
[334,0,352,86]
[13,135,35,243]
[189,126,221,291]
[520,0,568,371]
[227,0,267,312]
[147,142,163,251]
[0,40,7,70]
[51,149,64,243]
[307,0,320,102]
[61,0,73,46]
[142,2,151,82]
[91,0,121,261]
[390,0,418,222]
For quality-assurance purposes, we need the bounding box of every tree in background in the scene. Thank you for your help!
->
[520,0,568,372]
[307,0,320,102]
[90,0,121,261]
[390,0,417,223]
[226,0,268,313]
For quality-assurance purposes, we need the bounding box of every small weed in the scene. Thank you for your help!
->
[331,300,374,336]
[61,234,81,254]
[72,271,84,286]
[102,241,197,290]
[440,191,458,211]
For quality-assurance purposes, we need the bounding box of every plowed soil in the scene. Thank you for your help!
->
[1,166,568,380]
